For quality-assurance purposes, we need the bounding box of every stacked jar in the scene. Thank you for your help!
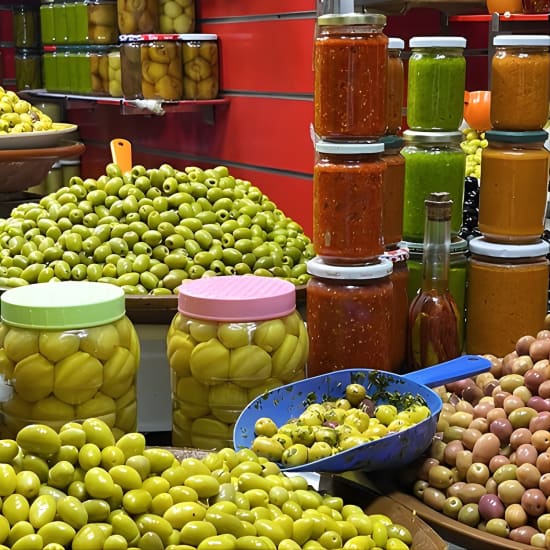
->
[309,12,402,373]
[12,4,41,90]
[402,36,468,351]
[466,34,550,357]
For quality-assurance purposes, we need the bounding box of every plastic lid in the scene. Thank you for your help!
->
[43,45,56,52]
[380,247,409,263]
[317,13,387,26]
[403,130,463,144]
[119,34,181,42]
[379,135,404,150]
[388,38,405,50]
[307,257,393,280]
[178,34,218,41]
[409,36,467,49]
[177,275,296,322]
[486,130,549,144]
[315,141,384,154]
[401,237,468,255]
[493,34,550,47]
[469,236,550,258]
[1,282,126,329]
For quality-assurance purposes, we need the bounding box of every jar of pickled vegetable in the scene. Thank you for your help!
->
[314,12,388,140]
[42,45,57,91]
[402,130,466,241]
[117,0,159,34]
[466,237,550,357]
[0,282,140,439]
[380,134,405,248]
[479,130,550,243]
[313,140,385,264]
[180,34,219,100]
[120,34,183,101]
[13,4,40,49]
[167,275,307,450]
[65,0,118,45]
[45,162,64,193]
[306,257,393,376]
[387,37,404,135]
[491,35,550,131]
[108,49,121,96]
[407,36,467,131]
[52,0,69,44]
[160,0,195,33]
[40,0,55,44]
[15,49,42,90]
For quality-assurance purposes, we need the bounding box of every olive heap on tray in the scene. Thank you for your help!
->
[401,322,550,547]
[0,418,414,550]
[0,88,54,134]
[0,163,314,294]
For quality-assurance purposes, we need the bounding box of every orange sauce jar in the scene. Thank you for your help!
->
[479,130,550,243]
[314,12,388,141]
[313,141,386,264]
[466,237,550,357]
[306,257,393,376]
[490,34,550,130]
[387,37,404,135]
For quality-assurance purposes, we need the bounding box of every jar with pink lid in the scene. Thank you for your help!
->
[167,275,307,450]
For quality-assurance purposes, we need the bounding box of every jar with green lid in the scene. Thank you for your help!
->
[52,0,69,44]
[402,130,466,241]
[407,36,467,131]
[15,49,42,90]
[40,0,55,44]
[167,275,307,450]
[65,0,118,44]
[0,282,140,439]
[13,4,40,49]
[160,0,195,33]
[404,237,468,350]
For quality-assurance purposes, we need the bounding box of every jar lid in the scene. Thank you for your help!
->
[317,13,387,26]
[493,34,550,47]
[469,236,550,258]
[43,45,56,52]
[379,135,404,150]
[315,141,384,154]
[59,159,80,166]
[380,247,409,263]
[485,130,549,144]
[119,34,181,43]
[401,236,468,255]
[388,37,405,50]
[177,275,296,322]
[178,34,218,41]
[403,130,463,144]
[0,282,126,329]
[307,257,393,280]
[409,36,467,49]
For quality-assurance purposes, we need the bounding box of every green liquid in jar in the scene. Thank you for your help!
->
[407,54,466,130]
[66,2,88,43]
[42,52,57,91]
[52,2,68,43]
[40,3,55,44]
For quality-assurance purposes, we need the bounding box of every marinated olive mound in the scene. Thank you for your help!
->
[160,0,195,34]
[0,163,314,293]
[168,310,308,450]
[0,419,414,550]
[0,88,54,134]
[402,327,550,547]
[250,383,431,467]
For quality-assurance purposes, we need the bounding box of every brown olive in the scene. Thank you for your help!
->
[489,455,510,474]
[487,406,507,423]
[524,369,546,394]
[538,380,550,399]
[511,355,533,376]
[469,418,489,433]
[515,463,541,489]
[473,401,494,419]
[416,457,439,481]
[486,354,503,378]
[498,479,525,505]
[466,463,490,485]
[516,335,536,356]
[521,488,547,517]
[533,359,550,379]
[455,450,473,478]
[428,465,455,490]
[489,418,513,445]
[422,487,446,511]
[537,330,550,340]
[509,525,538,545]
[531,430,550,453]
[536,452,550,474]
[446,481,466,498]
[457,482,487,504]
[478,493,504,521]
[530,411,550,433]
[504,502,528,529]
[462,428,482,451]
[509,428,533,449]
[539,472,550,496]
[472,433,501,464]
[502,351,519,375]
[412,479,429,499]
[529,338,550,362]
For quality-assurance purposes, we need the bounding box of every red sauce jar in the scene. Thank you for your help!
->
[306,257,393,376]
[313,141,386,264]
[314,12,388,141]
[387,37,404,135]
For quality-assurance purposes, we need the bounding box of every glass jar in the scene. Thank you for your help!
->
[479,130,550,243]
[120,34,183,101]
[52,0,69,44]
[380,135,405,248]
[314,12,388,140]
[491,35,550,131]
[160,0,195,33]
[40,0,55,45]
[45,162,64,193]
[313,141,385,264]
[117,0,159,34]
[306,257,393,376]
[387,37,404,135]
[407,36,467,131]
[13,5,40,49]
[167,275,307,450]
[466,237,550,357]
[180,34,219,100]
[0,282,140,439]
[60,159,81,184]
[65,0,118,45]
[523,0,550,12]
[108,49,121,96]
[15,49,42,90]
[32,100,63,121]
[402,130,466,241]
[381,247,409,373]
[42,45,57,91]
[404,237,468,351]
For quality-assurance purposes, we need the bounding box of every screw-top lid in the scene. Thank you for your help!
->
[402,236,468,255]
[409,36,467,49]
[177,275,296,322]
[315,141,384,154]
[1,282,126,329]
[493,34,550,47]
[317,12,387,26]
[469,237,550,258]
[379,135,404,150]
[388,37,405,50]
[307,257,393,280]
[119,34,181,42]
[486,130,549,144]
[403,130,463,144]
[426,192,452,221]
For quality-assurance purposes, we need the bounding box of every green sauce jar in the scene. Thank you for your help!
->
[407,36,467,131]
[40,0,55,45]
[52,0,69,44]
[402,130,466,241]
[13,4,40,48]
[15,49,42,90]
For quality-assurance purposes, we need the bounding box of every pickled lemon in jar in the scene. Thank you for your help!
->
[167,275,307,450]
[0,281,140,439]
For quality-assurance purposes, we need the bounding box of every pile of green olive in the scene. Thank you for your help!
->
[0,417,414,550]
[0,88,54,134]
[401,323,550,547]
[0,163,314,294]
[250,383,431,468]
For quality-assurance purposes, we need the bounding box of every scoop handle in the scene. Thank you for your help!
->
[403,355,492,388]
[110,138,132,174]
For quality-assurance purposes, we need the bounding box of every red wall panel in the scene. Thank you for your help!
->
[199,1,315,18]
